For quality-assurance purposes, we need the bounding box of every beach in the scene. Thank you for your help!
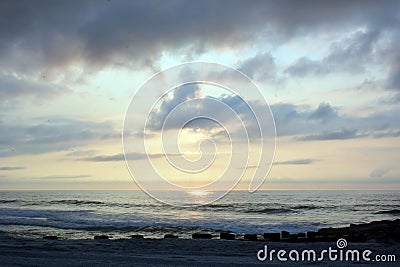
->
[1,191,399,266]
[0,231,399,266]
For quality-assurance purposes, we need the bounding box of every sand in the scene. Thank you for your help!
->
[0,232,398,266]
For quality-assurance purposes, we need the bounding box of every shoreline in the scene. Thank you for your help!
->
[35,218,400,243]
[1,219,399,266]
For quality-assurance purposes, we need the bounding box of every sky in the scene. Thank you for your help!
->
[0,0,399,191]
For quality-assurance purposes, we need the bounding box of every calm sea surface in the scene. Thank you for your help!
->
[0,190,399,239]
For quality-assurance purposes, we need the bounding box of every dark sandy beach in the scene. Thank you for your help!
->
[1,220,399,266]
[1,234,398,266]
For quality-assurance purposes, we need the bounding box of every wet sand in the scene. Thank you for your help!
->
[0,231,398,266]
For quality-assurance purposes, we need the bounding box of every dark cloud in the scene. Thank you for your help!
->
[271,103,326,136]
[383,31,400,91]
[147,83,202,131]
[0,166,24,171]
[1,0,399,75]
[273,159,315,165]
[385,60,400,91]
[0,0,259,73]
[308,103,338,123]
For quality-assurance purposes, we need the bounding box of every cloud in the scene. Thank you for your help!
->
[82,152,179,162]
[373,129,400,138]
[83,153,126,162]
[285,29,381,77]
[297,129,366,141]
[1,0,399,75]
[284,26,400,93]
[0,73,70,103]
[383,31,400,91]
[0,117,118,157]
[0,166,24,171]
[272,102,400,140]
[370,166,391,178]
[284,57,322,77]
[146,82,400,142]
[237,52,276,81]
[147,83,202,131]
[273,159,315,165]
[308,102,338,123]
[65,149,96,157]
[0,1,259,73]
[33,174,91,179]
[384,93,400,104]
[146,85,272,142]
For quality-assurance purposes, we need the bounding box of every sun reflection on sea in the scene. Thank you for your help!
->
[188,190,209,196]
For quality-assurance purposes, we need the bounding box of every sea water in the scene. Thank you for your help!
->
[0,190,399,239]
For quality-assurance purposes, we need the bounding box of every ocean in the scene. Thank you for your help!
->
[0,190,399,240]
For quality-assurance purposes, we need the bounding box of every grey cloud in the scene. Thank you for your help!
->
[385,59,400,91]
[146,83,400,141]
[383,31,400,91]
[132,131,157,140]
[0,0,262,73]
[308,103,338,123]
[0,73,70,107]
[284,57,322,77]
[271,103,319,136]
[386,93,400,104]
[1,0,399,75]
[83,154,126,162]
[0,166,24,171]
[0,118,119,157]
[269,176,400,184]
[273,102,400,140]
[23,119,114,144]
[285,27,400,93]
[285,29,381,77]
[147,83,202,131]
[297,129,366,141]
[65,150,96,157]
[147,85,264,140]
[273,159,314,165]
[237,52,276,81]
[83,152,179,162]
[373,129,400,138]
[370,166,391,178]
[33,174,91,180]
[238,161,314,170]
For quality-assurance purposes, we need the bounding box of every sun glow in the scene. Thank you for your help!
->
[189,190,209,196]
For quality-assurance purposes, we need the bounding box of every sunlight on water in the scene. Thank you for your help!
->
[188,190,209,196]
[0,190,399,239]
